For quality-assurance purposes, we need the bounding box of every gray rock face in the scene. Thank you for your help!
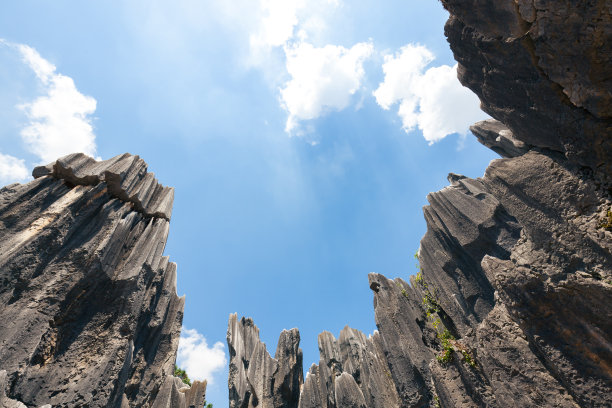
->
[228,318,402,408]
[1,0,610,406]
[1,370,27,408]
[227,314,303,408]
[184,380,208,408]
[469,120,529,159]
[442,0,612,181]
[0,153,203,407]
[227,0,612,406]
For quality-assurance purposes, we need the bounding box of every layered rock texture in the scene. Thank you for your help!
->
[228,0,612,407]
[0,153,206,407]
[443,0,612,181]
[1,0,611,407]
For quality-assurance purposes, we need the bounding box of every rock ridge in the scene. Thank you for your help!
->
[0,153,202,407]
[33,152,174,220]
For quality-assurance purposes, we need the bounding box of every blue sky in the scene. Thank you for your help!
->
[0,1,497,405]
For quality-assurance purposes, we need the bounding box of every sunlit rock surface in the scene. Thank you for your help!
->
[0,153,205,407]
[227,314,303,408]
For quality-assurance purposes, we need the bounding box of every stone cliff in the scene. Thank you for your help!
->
[227,0,612,407]
[0,0,610,407]
[0,153,206,407]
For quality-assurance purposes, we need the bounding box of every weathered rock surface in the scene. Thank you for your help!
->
[228,0,612,406]
[469,120,529,159]
[0,153,204,407]
[227,314,303,408]
[441,0,612,180]
[1,0,610,406]
[230,150,611,408]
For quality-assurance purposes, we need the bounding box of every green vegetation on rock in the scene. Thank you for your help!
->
[600,210,612,230]
[174,365,191,386]
[415,259,476,368]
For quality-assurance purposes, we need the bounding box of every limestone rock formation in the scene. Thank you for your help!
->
[227,314,303,408]
[441,0,612,180]
[469,120,528,159]
[1,0,610,406]
[228,0,612,406]
[0,153,205,407]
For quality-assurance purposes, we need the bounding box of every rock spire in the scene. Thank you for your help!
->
[0,153,205,407]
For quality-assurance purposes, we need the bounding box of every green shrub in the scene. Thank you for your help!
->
[174,365,191,386]
[600,210,612,230]
[415,255,476,369]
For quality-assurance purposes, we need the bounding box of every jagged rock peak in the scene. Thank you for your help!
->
[227,315,401,408]
[0,154,201,407]
[151,377,208,408]
[33,152,174,220]
[227,314,303,408]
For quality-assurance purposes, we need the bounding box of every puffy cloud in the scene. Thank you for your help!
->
[250,0,301,50]
[176,327,227,384]
[237,0,371,133]
[281,41,374,133]
[249,0,340,52]
[16,43,98,163]
[0,153,29,185]
[374,44,487,143]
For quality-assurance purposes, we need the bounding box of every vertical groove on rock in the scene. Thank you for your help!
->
[0,153,204,407]
[227,314,303,408]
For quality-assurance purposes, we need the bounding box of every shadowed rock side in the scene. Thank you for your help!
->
[227,0,612,406]
[0,153,204,407]
[441,0,612,181]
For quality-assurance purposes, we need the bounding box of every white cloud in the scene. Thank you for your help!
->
[374,44,487,144]
[15,44,98,163]
[125,1,357,135]
[250,0,301,50]
[249,0,340,54]
[234,0,370,134]
[177,327,227,384]
[281,41,374,133]
[0,153,29,185]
